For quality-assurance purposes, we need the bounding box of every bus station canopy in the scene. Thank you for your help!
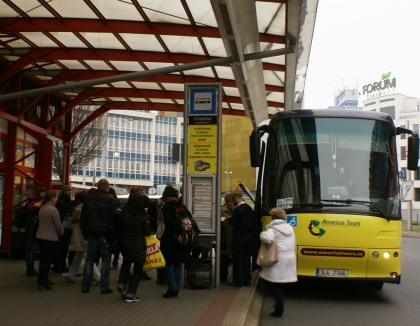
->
[0,0,318,127]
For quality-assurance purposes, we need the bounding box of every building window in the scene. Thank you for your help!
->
[379,98,395,103]
[400,125,406,139]
[380,106,395,118]
[414,124,419,134]
[400,146,406,160]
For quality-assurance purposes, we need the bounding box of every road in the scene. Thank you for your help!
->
[260,237,420,326]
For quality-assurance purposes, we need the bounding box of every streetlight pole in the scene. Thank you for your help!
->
[113,152,120,187]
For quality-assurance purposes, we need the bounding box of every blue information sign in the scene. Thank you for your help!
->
[189,88,217,115]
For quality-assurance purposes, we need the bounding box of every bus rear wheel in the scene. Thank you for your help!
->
[367,281,384,290]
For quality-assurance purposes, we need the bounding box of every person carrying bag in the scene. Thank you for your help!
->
[258,208,297,318]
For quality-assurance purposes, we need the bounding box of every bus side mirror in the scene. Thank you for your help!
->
[250,129,262,167]
[407,134,419,171]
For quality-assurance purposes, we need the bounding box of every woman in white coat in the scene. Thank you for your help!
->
[259,208,297,318]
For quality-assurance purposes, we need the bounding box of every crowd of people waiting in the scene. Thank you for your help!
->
[22,179,297,317]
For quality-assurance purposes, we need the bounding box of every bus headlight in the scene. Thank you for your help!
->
[393,252,399,257]
[383,252,390,259]
[372,251,379,258]
[390,272,398,279]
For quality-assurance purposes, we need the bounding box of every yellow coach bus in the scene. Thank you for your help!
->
[250,109,419,289]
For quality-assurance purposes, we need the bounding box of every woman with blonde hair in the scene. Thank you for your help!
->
[259,208,297,318]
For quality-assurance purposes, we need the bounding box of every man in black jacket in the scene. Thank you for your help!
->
[80,179,119,294]
[55,184,73,273]
[228,192,254,287]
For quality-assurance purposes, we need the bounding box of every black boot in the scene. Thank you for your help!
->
[38,279,52,291]
[26,264,39,277]
[163,290,178,298]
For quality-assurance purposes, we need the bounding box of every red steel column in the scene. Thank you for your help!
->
[1,122,17,254]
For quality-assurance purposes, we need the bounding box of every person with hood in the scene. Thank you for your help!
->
[25,186,46,277]
[259,208,297,318]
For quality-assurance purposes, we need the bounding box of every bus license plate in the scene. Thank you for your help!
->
[316,269,348,277]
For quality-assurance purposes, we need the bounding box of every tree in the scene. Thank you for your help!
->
[52,106,108,181]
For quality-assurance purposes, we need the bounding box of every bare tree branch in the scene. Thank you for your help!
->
[52,106,108,181]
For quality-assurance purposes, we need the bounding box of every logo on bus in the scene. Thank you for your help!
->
[308,220,326,237]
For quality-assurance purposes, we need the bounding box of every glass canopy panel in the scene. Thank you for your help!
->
[91,0,144,21]
[4,39,30,49]
[256,2,286,36]
[263,70,285,86]
[109,82,132,89]
[143,62,178,71]
[161,83,184,92]
[129,98,147,103]
[214,66,235,80]
[130,82,162,90]
[186,0,217,27]
[79,33,125,50]
[201,38,227,57]
[267,92,285,103]
[149,98,174,104]
[260,42,286,53]
[230,103,245,110]
[182,67,214,78]
[109,61,145,72]
[57,60,87,70]
[13,0,54,18]
[20,32,59,48]
[49,32,88,48]
[160,35,205,56]
[143,1,189,24]
[3,55,20,62]
[83,60,114,71]
[263,55,285,67]
[49,0,98,19]
[0,2,17,17]
[223,87,241,97]
[119,34,164,52]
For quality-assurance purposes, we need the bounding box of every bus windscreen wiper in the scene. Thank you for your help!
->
[290,202,350,209]
[321,199,393,220]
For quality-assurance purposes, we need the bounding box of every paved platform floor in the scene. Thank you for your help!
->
[0,259,246,326]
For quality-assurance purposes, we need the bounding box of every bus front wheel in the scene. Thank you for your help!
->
[367,281,384,290]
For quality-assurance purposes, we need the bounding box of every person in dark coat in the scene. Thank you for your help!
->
[160,186,199,298]
[228,192,254,287]
[54,184,73,273]
[80,179,119,294]
[115,192,151,302]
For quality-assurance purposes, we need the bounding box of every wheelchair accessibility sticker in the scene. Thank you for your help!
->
[287,215,297,227]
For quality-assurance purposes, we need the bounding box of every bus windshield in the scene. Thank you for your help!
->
[262,117,400,219]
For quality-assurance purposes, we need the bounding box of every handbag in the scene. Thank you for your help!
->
[256,230,278,267]
[143,236,166,271]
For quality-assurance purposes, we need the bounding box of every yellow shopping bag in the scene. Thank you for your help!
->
[143,236,166,271]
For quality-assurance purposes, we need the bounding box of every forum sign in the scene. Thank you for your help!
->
[362,72,396,99]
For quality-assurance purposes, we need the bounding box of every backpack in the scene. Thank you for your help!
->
[174,205,195,245]
[25,206,40,240]
[12,203,29,228]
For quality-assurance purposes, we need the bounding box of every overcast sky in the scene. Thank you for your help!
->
[303,0,420,109]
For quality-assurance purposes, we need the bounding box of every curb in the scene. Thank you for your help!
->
[222,270,264,326]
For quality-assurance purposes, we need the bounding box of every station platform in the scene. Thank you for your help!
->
[0,259,262,326]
